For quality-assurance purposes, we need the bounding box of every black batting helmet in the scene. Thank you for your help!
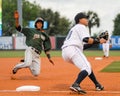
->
[34,17,44,28]
[74,12,88,24]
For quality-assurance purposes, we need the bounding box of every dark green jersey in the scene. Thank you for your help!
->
[21,28,51,53]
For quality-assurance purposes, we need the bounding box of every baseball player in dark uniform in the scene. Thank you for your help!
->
[12,11,54,76]
[62,12,105,94]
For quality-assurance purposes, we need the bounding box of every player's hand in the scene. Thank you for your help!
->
[14,10,19,19]
[49,59,54,65]
[99,38,106,44]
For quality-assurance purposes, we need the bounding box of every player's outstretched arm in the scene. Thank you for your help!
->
[14,10,21,31]
[83,37,106,44]
[14,10,19,27]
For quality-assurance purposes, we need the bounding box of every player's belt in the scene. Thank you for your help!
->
[31,47,40,55]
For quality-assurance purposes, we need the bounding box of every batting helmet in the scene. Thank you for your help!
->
[74,12,88,24]
[34,17,44,28]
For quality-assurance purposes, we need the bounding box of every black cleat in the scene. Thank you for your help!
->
[96,84,104,91]
[12,67,18,74]
[20,59,24,62]
[70,83,86,94]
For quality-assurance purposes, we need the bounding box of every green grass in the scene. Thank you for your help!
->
[84,50,120,56]
[0,50,24,58]
[0,50,120,57]
[0,50,62,58]
[0,50,120,58]
[101,61,120,72]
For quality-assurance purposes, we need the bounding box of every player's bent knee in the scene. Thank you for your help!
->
[31,69,40,76]
[86,68,92,75]
[82,67,92,75]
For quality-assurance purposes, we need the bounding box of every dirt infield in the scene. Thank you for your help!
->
[0,56,120,96]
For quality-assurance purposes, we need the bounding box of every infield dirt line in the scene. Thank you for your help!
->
[48,90,120,94]
[0,90,120,94]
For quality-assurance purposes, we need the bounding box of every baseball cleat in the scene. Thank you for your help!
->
[70,83,86,94]
[12,67,18,74]
[96,84,104,91]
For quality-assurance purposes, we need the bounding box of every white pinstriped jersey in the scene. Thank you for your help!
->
[62,23,92,75]
[62,24,90,51]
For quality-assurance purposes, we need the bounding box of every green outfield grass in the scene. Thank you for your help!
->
[0,50,61,58]
[0,50,120,72]
[101,61,120,72]
[84,50,120,56]
[0,50,25,58]
[0,50,120,57]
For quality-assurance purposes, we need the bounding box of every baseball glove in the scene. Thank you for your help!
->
[98,31,109,40]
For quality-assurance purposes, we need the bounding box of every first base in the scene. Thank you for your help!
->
[16,85,40,92]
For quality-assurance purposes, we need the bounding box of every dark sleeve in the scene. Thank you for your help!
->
[83,37,100,44]
[16,25,22,32]
[42,33,51,52]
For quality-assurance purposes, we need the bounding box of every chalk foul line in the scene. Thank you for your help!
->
[0,90,120,94]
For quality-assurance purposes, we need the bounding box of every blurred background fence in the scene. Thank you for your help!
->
[0,36,120,50]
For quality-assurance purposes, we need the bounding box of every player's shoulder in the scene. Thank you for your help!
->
[74,24,86,28]
[23,27,35,31]
[72,24,86,31]
[22,28,35,33]
[41,31,49,37]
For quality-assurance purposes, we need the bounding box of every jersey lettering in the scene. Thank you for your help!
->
[33,34,40,39]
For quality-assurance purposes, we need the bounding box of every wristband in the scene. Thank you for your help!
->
[93,38,100,44]
[16,25,21,31]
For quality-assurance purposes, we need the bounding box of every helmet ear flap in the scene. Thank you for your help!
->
[35,24,37,28]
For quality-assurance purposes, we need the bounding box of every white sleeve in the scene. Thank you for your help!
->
[77,25,90,41]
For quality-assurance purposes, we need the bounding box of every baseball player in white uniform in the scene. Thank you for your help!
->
[62,12,106,94]
[102,30,112,57]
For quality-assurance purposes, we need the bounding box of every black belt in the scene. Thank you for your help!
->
[31,47,40,55]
